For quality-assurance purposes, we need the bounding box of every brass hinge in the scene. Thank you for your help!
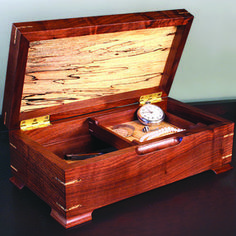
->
[139,92,162,106]
[20,115,51,131]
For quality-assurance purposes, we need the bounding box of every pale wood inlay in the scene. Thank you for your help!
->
[107,120,181,142]
[21,26,177,112]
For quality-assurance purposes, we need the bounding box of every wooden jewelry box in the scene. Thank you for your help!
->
[2,9,234,228]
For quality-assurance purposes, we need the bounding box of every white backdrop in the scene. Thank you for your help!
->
[0,0,235,114]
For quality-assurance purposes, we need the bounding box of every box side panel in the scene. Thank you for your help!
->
[63,129,218,221]
[26,147,66,214]
[167,97,231,124]
[9,147,28,189]
[9,130,67,218]
[212,122,234,171]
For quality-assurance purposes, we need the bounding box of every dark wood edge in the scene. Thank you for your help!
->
[212,164,233,174]
[167,97,234,124]
[50,209,92,228]
[15,9,193,41]
[9,176,25,189]
[2,26,29,130]
[159,16,193,94]
[20,87,163,123]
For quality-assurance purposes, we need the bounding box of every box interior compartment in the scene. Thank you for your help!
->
[21,94,223,164]
[23,114,118,161]
[23,96,222,162]
[88,98,221,150]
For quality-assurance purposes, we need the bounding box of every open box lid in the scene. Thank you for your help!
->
[2,9,193,130]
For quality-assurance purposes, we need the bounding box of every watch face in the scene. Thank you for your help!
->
[137,104,164,125]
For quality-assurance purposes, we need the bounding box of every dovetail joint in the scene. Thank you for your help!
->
[18,25,33,29]
[56,202,82,212]
[10,165,18,172]
[55,177,81,186]
[4,112,7,125]
[223,133,234,138]
[14,29,18,44]
[10,143,17,149]
[222,154,232,160]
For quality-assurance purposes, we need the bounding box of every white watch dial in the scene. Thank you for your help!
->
[137,104,164,125]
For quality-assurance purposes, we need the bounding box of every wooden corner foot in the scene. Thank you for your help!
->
[212,164,233,174]
[50,209,93,228]
[10,176,25,189]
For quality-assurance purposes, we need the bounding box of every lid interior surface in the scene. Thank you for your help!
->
[21,26,177,113]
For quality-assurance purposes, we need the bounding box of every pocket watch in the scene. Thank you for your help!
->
[137,102,165,125]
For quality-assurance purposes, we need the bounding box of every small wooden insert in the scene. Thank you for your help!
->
[107,120,184,143]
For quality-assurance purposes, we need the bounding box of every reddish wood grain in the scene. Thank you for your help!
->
[9,98,234,228]
[2,26,29,130]
[15,9,193,41]
[4,9,234,229]
[160,20,193,95]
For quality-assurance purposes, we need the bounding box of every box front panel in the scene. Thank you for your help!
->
[64,130,216,219]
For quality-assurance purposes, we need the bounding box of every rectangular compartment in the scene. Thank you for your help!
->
[88,97,222,149]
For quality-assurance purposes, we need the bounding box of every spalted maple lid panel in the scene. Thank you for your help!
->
[21,26,177,113]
